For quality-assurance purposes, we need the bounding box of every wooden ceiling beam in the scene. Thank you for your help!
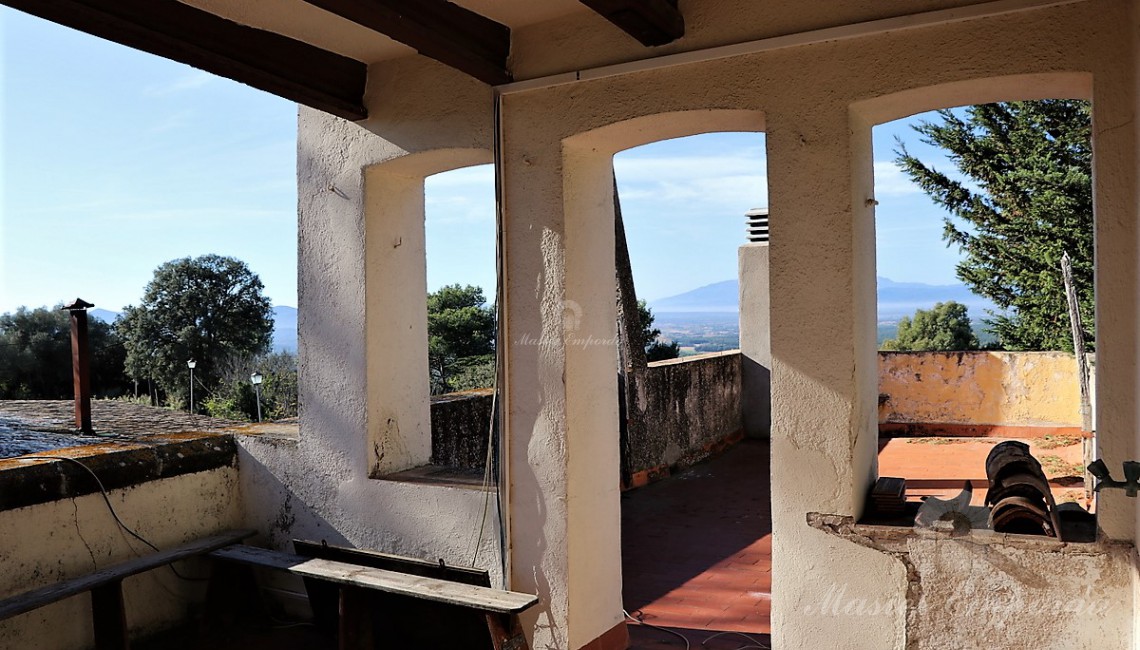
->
[579,0,684,46]
[1,0,368,120]
[301,0,511,85]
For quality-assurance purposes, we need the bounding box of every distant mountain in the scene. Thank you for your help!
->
[86,305,298,353]
[650,277,1000,322]
[876,277,1000,321]
[89,308,121,323]
[650,280,739,312]
[271,306,297,353]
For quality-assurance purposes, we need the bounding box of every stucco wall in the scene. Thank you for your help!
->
[813,515,1135,650]
[497,1,1138,646]
[625,351,743,482]
[236,55,505,598]
[0,467,242,649]
[278,0,1140,647]
[879,351,1083,428]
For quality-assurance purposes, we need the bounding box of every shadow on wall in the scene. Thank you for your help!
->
[623,352,746,487]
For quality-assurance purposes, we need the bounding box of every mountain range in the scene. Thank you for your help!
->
[650,277,1000,322]
[90,305,298,352]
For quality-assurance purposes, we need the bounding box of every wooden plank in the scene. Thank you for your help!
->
[579,0,684,46]
[211,545,538,614]
[0,530,254,621]
[300,0,511,84]
[293,539,491,586]
[0,0,367,120]
[90,581,128,650]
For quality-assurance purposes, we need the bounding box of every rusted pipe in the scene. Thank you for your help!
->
[61,298,95,434]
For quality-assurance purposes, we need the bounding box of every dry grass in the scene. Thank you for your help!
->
[904,437,970,445]
[1036,434,1082,450]
[1039,454,1086,479]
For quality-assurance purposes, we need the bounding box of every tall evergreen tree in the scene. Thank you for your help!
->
[427,284,496,394]
[895,100,1093,351]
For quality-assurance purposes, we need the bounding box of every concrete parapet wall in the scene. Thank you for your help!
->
[879,351,1084,429]
[626,351,743,486]
[0,467,242,649]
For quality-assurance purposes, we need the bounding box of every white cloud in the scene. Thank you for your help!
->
[873,161,923,196]
[147,110,195,134]
[144,71,215,96]
[426,164,494,189]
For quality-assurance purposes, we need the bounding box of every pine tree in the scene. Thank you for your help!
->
[881,302,979,351]
[895,100,1093,351]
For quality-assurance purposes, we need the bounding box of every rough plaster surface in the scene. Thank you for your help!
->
[249,0,1140,648]
[811,513,1135,649]
[626,351,743,475]
[739,243,772,438]
[907,536,1133,650]
[0,468,241,649]
[879,351,1083,427]
[236,54,505,602]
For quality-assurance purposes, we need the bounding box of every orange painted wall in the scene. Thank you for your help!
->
[878,351,1083,427]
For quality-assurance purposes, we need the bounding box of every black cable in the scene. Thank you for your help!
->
[20,455,208,581]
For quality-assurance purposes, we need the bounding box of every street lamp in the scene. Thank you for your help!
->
[250,372,264,423]
[187,360,197,414]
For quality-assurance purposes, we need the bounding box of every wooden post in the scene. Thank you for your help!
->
[1061,252,1094,501]
[1061,253,1092,431]
[61,298,95,434]
[90,580,128,650]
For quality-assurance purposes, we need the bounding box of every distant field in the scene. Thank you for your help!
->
[653,312,740,355]
[654,311,998,352]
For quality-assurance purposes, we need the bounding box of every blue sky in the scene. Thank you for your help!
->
[2,7,966,313]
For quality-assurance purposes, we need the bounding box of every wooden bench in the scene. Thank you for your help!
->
[209,543,538,650]
[0,529,253,650]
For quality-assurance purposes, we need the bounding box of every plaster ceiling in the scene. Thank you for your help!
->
[178,0,588,64]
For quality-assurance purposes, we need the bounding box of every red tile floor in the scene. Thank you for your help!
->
[622,440,772,649]
[621,435,1087,649]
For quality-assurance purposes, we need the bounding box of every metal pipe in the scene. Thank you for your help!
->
[61,298,95,434]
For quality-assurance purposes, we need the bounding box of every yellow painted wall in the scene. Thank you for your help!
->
[878,351,1082,427]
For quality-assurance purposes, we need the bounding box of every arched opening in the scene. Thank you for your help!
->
[559,111,770,647]
[856,73,1100,540]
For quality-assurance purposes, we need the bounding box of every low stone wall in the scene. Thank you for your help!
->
[878,351,1086,435]
[625,351,743,487]
[429,388,494,470]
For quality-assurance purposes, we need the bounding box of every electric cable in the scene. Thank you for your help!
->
[624,609,691,650]
[702,629,770,649]
[19,455,207,581]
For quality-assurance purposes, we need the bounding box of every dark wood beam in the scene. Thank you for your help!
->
[579,0,684,46]
[1,0,368,120]
[300,0,511,85]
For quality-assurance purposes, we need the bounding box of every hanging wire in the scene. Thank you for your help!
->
[18,455,206,581]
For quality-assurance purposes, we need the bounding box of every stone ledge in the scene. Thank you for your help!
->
[0,433,237,511]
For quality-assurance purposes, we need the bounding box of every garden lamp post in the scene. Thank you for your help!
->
[187,360,196,414]
[250,372,263,422]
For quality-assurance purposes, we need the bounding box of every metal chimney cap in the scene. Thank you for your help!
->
[61,298,95,311]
